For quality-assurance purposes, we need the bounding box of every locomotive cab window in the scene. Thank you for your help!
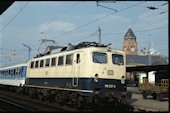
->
[66,54,73,65]
[112,54,124,65]
[92,52,107,64]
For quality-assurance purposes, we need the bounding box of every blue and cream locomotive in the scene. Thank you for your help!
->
[0,42,131,106]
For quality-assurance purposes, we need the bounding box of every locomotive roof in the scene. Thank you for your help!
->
[30,46,124,61]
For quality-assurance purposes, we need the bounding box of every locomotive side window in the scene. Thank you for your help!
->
[66,54,73,65]
[30,61,34,69]
[40,60,44,67]
[112,54,124,65]
[58,56,64,66]
[76,54,80,63]
[51,57,56,66]
[35,60,39,68]
[92,52,107,64]
[45,58,50,67]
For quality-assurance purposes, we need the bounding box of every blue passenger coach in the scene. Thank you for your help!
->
[0,62,27,86]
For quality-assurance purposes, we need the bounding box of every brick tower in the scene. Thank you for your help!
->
[122,27,138,55]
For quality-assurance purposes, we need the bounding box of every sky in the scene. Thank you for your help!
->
[0,1,168,66]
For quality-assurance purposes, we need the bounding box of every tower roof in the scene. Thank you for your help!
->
[124,28,136,40]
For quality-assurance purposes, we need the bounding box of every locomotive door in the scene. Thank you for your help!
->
[72,52,82,87]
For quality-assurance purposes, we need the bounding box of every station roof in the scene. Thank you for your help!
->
[0,0,14,15]
[126,64,169,72]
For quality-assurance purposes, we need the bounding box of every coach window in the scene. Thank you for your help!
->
[4,70,7,76]
[13,69,16,76]
[51,57,56,66]
[35,60,39,68]
[10,70,13,76]
[112,54,124,65]
[18,68,22,75]
[9,70,11,75]
[40,60,44,68]
[58,56,64,66]
[16,68,19,76]
[30,61,34,69]
[45,58,50,67]
[66,54,73,65]
[92,52,107,64]
[6,70,8,75]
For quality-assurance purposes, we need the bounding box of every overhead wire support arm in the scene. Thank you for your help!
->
[97,2,117,12]
[22,43,32,60]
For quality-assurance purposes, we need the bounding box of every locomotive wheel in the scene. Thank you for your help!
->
[142,91,148,99]
[93,96,101,105]
[76,96,85,109]
[156,93,162,101]
[152,92,157,99]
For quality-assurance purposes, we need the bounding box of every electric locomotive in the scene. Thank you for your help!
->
[23,42,131,105]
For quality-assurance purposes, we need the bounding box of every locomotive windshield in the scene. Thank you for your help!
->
[112,54,124,65]
[93,52,107,64]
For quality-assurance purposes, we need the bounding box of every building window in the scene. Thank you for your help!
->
[58,56,64,66]
[66,54,73,65]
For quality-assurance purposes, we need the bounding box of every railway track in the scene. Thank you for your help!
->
[1,88,167,112]
[0,89,79,112]
[0,98,34,112]
[0,88,135,112]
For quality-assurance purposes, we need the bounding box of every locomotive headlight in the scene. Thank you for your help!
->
[94,73,99,82]
[121,75,125,84]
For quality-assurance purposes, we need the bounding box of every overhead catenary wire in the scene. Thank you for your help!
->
[5,1,145,50]
[0,2,29,32]
[44,1,146,41]
[10,2,80,48]
[5,2,167,52]
[1,1,168,63]
[28,1,145,49]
